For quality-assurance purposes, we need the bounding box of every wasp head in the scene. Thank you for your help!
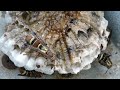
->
[19,67,27,75]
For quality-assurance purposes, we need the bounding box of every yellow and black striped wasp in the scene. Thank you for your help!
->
[97,53,112,74]
[18,67,43,78]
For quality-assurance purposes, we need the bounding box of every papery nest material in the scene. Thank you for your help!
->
[0,11,109,75]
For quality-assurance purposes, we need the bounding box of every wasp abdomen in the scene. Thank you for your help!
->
[18,67,42,78]
[38,44,48,53]
[25,35,54,61]
[25,35,37,45]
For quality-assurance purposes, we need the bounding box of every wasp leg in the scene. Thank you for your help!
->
[104,69,109,74]
[23,52,31,60]
[18,74,25,76]
[22,46,33,60]
[20,49,26,54]
[20,43,29,54]
[34,52,41,60]
[34,54,38,60]
[16,37,25,44]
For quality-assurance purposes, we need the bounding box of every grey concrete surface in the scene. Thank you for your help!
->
[105,11,120,49]
[0,11,120,79]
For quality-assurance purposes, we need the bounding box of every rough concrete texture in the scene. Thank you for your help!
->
[105,11,120,50]
[0,11,120,79]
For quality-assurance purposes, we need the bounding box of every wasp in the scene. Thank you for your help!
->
[18,67,43,78]
[98,53,112,69]
[56,73,74,79]
[97,53,112,74]
[25,32,55,61]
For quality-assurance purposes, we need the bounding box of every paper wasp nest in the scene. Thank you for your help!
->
[0,11,109,75]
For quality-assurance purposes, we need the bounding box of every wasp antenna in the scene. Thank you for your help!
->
[108,54,112,57]
[17,74,21,76]
[31,31,37,36]
[18,74,24,76]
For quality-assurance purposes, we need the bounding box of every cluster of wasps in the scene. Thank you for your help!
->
[12,11,112,77]
[17,31,55,77]
[15,11,81,77]
[11,22,55,77]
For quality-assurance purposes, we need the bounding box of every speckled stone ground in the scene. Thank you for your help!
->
[105,11,120,50]
[0,11,120,79]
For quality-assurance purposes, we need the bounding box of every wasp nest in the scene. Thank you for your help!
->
[0,11,109,75]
